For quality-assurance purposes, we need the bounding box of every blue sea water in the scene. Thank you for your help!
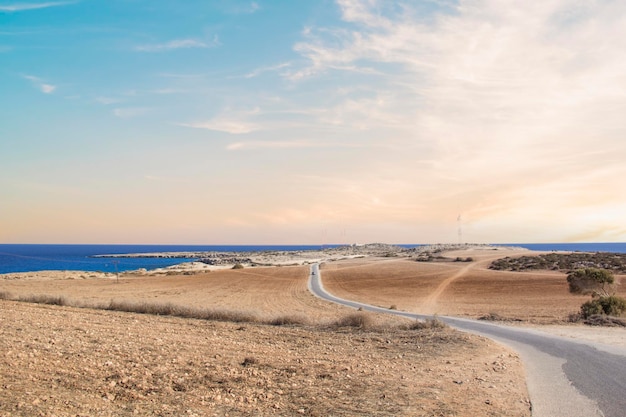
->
[499,242,626,253]
[0,244,332,274]
[1,243,625,274]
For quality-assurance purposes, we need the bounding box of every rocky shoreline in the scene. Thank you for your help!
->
[1,244,520,280]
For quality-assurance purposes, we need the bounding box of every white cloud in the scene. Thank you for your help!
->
[22,74,56,93]
[282,0,626,241]
[180,120,259,135]
[136,36,219,52]
[0,1,76,12]
[40,83,56,93]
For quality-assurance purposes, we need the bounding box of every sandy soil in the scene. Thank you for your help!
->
[0,301,530,417]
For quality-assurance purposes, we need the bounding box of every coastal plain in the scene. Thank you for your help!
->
[2,245,625,416]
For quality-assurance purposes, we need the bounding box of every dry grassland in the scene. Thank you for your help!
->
[5,249,597,416]
[0,266,347,322]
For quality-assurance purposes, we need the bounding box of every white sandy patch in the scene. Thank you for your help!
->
[525,324,626,349]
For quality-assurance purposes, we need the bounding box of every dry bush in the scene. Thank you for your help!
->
[0,291,13,300]
[107,300,176,315]
[478,312,504,321]
[106,299,260,323]
[241,357,259,367]
[19,294,68,306]
[404,318,448,330]
[583,314,626,327]
[331,312,374,330]
[268,314,309,326]
[200,309,260,323]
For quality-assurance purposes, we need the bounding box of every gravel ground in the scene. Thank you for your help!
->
[1,301,530,417]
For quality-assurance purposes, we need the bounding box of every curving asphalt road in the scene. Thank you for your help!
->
[308,263,626,417]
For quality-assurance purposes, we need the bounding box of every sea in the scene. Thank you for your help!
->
[1,243,625,274]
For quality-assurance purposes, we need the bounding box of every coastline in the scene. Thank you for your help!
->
[1,243,514,278]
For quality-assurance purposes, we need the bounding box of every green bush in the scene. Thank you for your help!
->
[580,296,626,319]
[567,268,615,296]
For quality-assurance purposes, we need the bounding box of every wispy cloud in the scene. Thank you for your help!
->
[135,36,220,52]
[112,107,149,118]
[0,1,76,12]
[179,108,261,134]
[95,96,122,105]
[244,62,291,79]
[224,1,260,15]
[281,0,626,241]
[227,140,321,151]
[22,74,56,93]
[180,120,259,135]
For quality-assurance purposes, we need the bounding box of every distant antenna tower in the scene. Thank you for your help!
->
[457,214,462,244]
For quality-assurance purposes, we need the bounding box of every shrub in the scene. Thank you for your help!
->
[232,263,244,269]
[19,294,68,306]
[332,312,373,329]
[241,357,258,367]
[405,318,447,330]
[269,315,309,326]
[584,315,626,327]
[567,268,615,297]
[106,299,260,323]
[0,291,13,300]
[478,312,504,321]
[580,296,626,318]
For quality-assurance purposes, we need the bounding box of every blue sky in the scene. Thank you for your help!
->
[2,0,626,244]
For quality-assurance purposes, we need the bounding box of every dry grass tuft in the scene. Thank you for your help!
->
[331,312,375,330]
[403,317,448,330]
[0,291,12,300]
[583,314,626,327]
[241,357,259,367]
[18,294,68,306]
[268,314,309,326]
[106,300,260,323]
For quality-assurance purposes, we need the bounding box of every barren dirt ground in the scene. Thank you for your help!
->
[321,248,626,323]
[0,301,530,417]
[4,247,620,416]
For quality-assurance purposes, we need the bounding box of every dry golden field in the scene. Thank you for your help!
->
[321,248,626,322]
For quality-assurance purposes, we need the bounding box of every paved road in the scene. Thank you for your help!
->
[308,264,626,417]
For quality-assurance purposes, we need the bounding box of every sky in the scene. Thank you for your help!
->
[1,0,626,245]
